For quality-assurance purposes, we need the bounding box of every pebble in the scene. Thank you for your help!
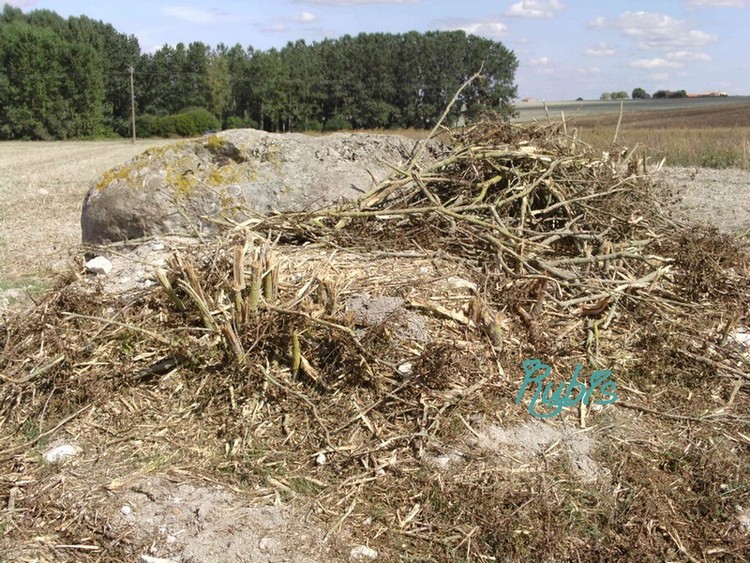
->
[42,444,78,463]
[259,536,280,553]
[397,362,413,376]
[85,256,112,275]
[196,501,211,521]
[316,453,327,465]
[350,545,379,560]
[120,505,132,516]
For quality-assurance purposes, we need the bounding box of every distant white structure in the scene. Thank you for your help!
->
[687,91,729,98]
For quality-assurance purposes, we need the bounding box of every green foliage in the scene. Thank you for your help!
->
[600,91,628,101]
[135,113,158,137]
[653,89,688,99]
[302,119,323,132]
[148,108,220,138]
[0,19,105,139]
[0,8,519,139]
[632,87,650,99]
[225,115,259,130]
[323,116,353,132]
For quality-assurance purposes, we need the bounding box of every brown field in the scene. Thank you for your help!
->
[569,103,750,169]
[0,139,173,296]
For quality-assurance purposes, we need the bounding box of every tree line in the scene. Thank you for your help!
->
[600,88,690,101]
[0,4,518,140]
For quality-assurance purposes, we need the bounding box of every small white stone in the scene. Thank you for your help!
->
[85,256,112,275]
[350,545,378,560]
[165,535,177,544]
[259,536,280,552]
[140,556,178,563]
[316,453,327,465]
[730,328,750,348]
[397,362,413,376]
[120,505,132,516]
[151,242,165,251]
[447,276,478,291]
[43,444,78,463]
[432,455,452,469]
[38,188,49,196]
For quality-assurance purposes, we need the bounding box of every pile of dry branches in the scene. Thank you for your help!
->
[1,120,749,560]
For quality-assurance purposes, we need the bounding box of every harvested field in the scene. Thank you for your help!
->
[0,140,173,297]
[568,102,750,170]
[1,123,749,562]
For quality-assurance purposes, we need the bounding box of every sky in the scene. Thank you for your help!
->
[6,0,750,100]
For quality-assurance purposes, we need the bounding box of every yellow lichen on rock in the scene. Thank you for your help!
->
[205,134,225,152]
[95,163,135,191]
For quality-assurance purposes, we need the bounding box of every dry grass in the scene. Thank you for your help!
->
[568,103,750,169]
[1,121,749,561]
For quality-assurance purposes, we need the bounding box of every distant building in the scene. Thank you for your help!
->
[687,91,729,98]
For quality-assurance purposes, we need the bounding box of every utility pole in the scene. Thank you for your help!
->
[129,66,136,144]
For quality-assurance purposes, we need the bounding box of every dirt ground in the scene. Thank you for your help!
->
[1,138,749,562]
[656,166,750,234]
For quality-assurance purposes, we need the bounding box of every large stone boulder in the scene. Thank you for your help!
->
[81,129,439,245]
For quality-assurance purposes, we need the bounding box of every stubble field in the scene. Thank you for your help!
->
[0,139,172,304]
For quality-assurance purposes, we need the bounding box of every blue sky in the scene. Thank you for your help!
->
[7,0,750,100]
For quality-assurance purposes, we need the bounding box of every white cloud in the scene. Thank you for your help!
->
[531,56,550,66]
[161,6,224,25]
[648,72,670,82]
[459,22,509,37]
[585,42,616,56]
[5,0,38,6]
[260,22,288,33]
[293,12,318,23]
[629,58,683,69]
[507,0,564,18]
[687,0,750,6]
[607,11,717,50]
[436,18,508,38]
[588,16,606,28]
[666,50,712,61]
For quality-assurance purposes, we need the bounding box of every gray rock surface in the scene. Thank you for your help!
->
[81,129,438,245]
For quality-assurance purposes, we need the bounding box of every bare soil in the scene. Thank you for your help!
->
[657,166,750,234]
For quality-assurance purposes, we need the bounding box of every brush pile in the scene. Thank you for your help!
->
[2,120,749,561]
